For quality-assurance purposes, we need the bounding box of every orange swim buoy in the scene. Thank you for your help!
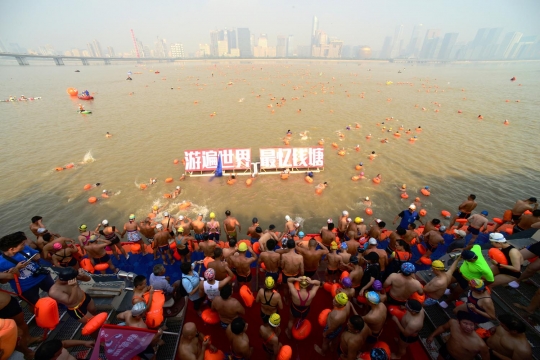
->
[332,143,339,148]
[365,208,373,216]
[441,210,451,218]
[419,209,427,217]
[144,290,165,328]
[94,263,109,272]
[420,188,430,196]
[81,312,107,336]
[372,177,381,184]
[173,159,179,164]
[417,244,427,255]
[205,349,226,360]
[83,184,92,190]
[366,135,372,139]
[388,306,406,321]
[401,193,409,199]
[130,243,141,254]
[253,242,261,254]
[318,309,331,327]
[203,256,213,269]
[410,291,425,304]
[202,308,220,325]
[246,178,253,186]
[80,258,95,273]
[355,165,362,170]
[394,133,401,137]
[493,218,503,225]
[140,184,147,190]
[88,197,97,204]
[318,140,324,146]
[340,271,350,280]
[165,177,173,183]
[179,201,192,210]
[277,345,293,360]
[164,193,172,199]
[373,341,391,359]
[315,188,323,195]
[305,176,313,183]
[0,318,17,360]
[240,285,255,307]
[456,219,468,225]
[35,297,60,331]
[281,173,289,180]
[351,176,360,181]
[331,283,342,298]
[65,163,74,169]
[488,248,508,265]
[419,257,432,265]
[292,319,312,340]
[55,167,64,171]
[148,213,156,219]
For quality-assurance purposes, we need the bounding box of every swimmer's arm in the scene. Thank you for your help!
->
[500,250,522,272]
[62,340,95,348]
[120,226,127,237]
[445,256,460,281]
[426,320,451,343]
[94,223,102,233]
[247,247,258,262]
[392,315,406,333]
[236,221,241,232]
[116,311,128,321]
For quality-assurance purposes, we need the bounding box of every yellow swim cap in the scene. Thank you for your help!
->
[432,260,445,271]
[129,214,135,220]
[177,226,184,232]
[209,212,215,219]
[152,205,158,211]
[79,224,87,231]
[330,241,338,250]
[335,292,349,306]
[299,276,309,289]
[238,242,248,252]
[265,276,275,289]
[402,184,407,188]
[269,313,281,327]
[354,217,362,224]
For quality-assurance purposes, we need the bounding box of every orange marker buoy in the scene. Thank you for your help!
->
[82,312,108,335]
[140,184,147,190]
[173,159,179,164]
[165,177,173,183]
[365,208,373,216]
[88,197,97,204]
[83,184,92,190]
[419,209,427,217]
[67,87,78,96]
[94,263,109,272]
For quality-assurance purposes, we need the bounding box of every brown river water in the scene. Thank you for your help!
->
[0,60,539,238]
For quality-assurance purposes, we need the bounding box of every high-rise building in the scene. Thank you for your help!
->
[210,31,219,57]
[64,50,73,56]
[258,34,268,48]
[496,32,523,59]
[87,43,96,57]
[438,33,459,60]
[71,49,81,57]
[155,37,168,57]
[311,16,319,49]
[286,35,294,57]
[419,29,441,59]
[276,35,287,57]
[82,50,90,57]
[107,46,115,57]
[379,36,392,58]
[390,25,404,58]
[483,28,503,59]
[196,43,211,57]
[170,43,184,58]
[237,28,251,57]
[217,40,228,56]
[405,24,423,58]
[92,40,102,57]
[228,29,237,52]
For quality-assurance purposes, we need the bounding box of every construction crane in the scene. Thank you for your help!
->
[130,29,140,58]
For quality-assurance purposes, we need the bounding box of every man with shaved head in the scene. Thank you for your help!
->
[177,322,211,360]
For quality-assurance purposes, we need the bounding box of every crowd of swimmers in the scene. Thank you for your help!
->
[1,194,539,359]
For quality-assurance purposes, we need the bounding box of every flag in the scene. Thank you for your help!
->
[215,153,223,177]
[90,324,156,360]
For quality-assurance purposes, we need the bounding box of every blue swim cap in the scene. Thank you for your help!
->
[340,242,348,250]
[366,291,380,304]
[424,186,430,190]
[298,231,305,238]
[401,262,416,275]
[342,277,352,288]
[481,210,488,216]
[370,348,389,360]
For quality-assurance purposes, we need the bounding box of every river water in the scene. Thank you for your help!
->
[1,60,539,238]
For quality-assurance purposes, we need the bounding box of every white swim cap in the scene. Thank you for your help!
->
[365,196,370,201]
[102,189,107,193]
[342,210,349,216]
[285,215,291,221]
[178,215,184,220]
[156,224,163,229]
[176,186,180,190]
[163,212,169,217]
[102,220,108,225]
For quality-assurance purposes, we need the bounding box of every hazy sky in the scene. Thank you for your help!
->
[1,0,539,54]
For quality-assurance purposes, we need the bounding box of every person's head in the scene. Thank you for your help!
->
[0,231,27,252]
[527,197,537,204]
[405,299,422,314]
[372,280,383,292]
[378,221,386,229]
[252,217,258,224]
[400,262,416,276]
[231,317,247,334]
[213,247,223,259]
[498,313,526,334]
[269,313,281,328]
[78,224,87,232]
[456,311,475,334]
[225,210,231,216]
[134,275,147,289]
[255,226,263,234]
[468,194,476,201]
[265,239,276,251]
[43,233,53,242]
[156,224,163,231]
[34,339,64,360]
[364,251,379,264]
[489,233,507,247]
[210,212,216,219]
[181,262,192,275]
[56,267,78,283]
[461,249,478,262]
[454,229,466,238]
[334,293,349,308]
[229,238,237,248]
[220,283,233,300]
[204,268,216,281]
[31,216,43,224]
[395,239,411,252]
[153,264,166,276]
[431,219,441,226]
[202,233,209,241]
[396,226,406,236]
[366,291,380,305]
[342,277,352,288]
[408,204,416,212]
[299,276,309,289]
[286,239,295,249]
[129,214,135,222]
[431,260,445,273]
[265,276,275,290]
[480,210,488,217]
[238,242,248,253]
[330,241,338,251]
[328,223,335,231]
[469,279,486,293]
[269,224,276,231]
[182,322,198,340]
[348,315,365,332]
[533,209,540,217]
[131,302,147,318]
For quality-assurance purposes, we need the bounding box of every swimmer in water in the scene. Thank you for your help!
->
[363,197,372,206]
[358,172,365,180]
[370,151,377,158]
[101,189,111,198]
[400,184,407,192]
[286,130,292,135]
[179,174,186,181]
[78,104,84,111]
[150,178,157,185]
[346,125,351,130]
[105,132,112,138]
[316,182,328,190]
[355,145,360,151]
[306,171,314,178]
[173,186,181,198]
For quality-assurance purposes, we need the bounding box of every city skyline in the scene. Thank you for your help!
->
[1,0,539,60]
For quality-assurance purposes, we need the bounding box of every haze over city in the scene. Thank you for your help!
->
[1,0,540,60]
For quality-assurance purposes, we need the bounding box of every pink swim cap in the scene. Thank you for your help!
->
[53,242,62,250]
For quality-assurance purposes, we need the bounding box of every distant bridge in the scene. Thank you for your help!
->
[0,52,179,65]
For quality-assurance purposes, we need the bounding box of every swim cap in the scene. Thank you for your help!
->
[406,299,422,313]
[163,212,169,217]
[269,313,281,327]
[129,214,135,220]
[285,215,291,221]
[152,205,158,211]
[175,186,180,190]
[424,186,430,190]
[79,224,87,231]
[360,162,363,166]
[53,242,62,250]
[489,233,506,243]
[469,278,485,292]
[204,268,215,281]
[340,242,348,250]
[372,280,383,291]
[265,276,275,289]
[178,215,184,220]
[37,228,47,234]
[252,217,258,223]
[335,293,349,306]
[56,267,78,281]
[156,224,163,230]
[342,210,349,216]
[330,241,338,250]
[298,231,305,238]
[238,243,248,252]
[342,277,352,288]
[102,189,107,193]
[431,260,445,271]
[350,255,359,264]
[401,262,416,275]
[102,220,108,226]
[365,196,369,201]
[415,197,420,202]
[299,276,309,289]
[177,226,184,232]
[327,218,333,224]
[370,348,389,360]
[131,302,147,316]
[209,212,215,219]
[439,226,446,232]
[366,291,380,305]
[89,235,98,242]
[402,184,406,189]
[481,210,488,216]
[355,217,362,224]
[368,238,378,245]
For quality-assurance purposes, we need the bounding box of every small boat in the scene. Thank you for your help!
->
[75,70,80,72]
[126,77,132,81]
[155,71,160,74]
[78,95,94,100]
[78,110,92,114]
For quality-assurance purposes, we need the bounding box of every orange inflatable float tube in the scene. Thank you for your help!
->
[318,309,331,326]
[82,312,107,336]
[292,319,311,340]
[35,297,60,331]
[277,345,292,360]
[144,290,165,328]
[0,319,17,360]
[240,285,255,307]
[488,248,508,265]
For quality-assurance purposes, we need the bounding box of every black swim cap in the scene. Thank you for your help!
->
[55,267,78,281]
